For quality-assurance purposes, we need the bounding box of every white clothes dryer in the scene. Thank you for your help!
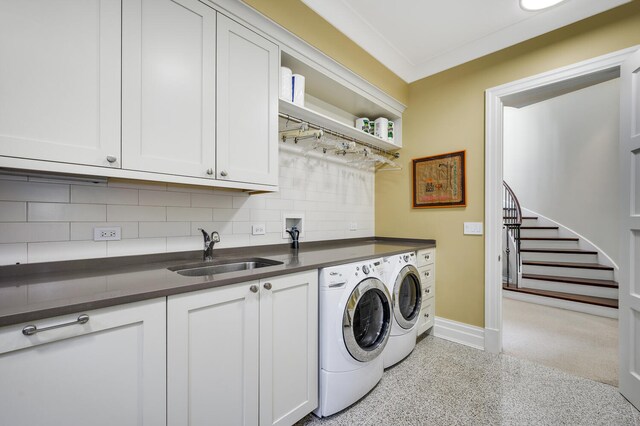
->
[315,258,392,417]
[381,252,422,368]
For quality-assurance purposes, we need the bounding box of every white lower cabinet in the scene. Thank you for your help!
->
[417,248,436,335]
[168,270,318,426]
[0,298,167,426]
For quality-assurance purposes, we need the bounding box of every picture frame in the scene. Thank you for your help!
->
[412,150,466,208]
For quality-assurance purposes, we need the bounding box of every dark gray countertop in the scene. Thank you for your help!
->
[0,237,435,327]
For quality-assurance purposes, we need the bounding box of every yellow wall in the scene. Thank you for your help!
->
[241,0,409,105]
[376,1,640,327]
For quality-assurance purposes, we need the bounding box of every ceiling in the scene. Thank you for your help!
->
[300,0,631,83]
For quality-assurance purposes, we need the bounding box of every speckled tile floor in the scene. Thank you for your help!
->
[296,334,640,426]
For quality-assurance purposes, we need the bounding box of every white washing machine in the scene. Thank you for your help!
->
[315,258,392,417]
[381,252,422,368]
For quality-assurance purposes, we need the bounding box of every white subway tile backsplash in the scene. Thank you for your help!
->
[139,222,190,238]
[190,221,234,236]
[0,223,70,243]
[71,185,138,205]
[0,201,26,222]
[191,193,233,208]
[0,181,69,202]
[232,196,265,210]
[167,207,212,222]
[107,238,166,257]
[166,236,201,252]
[70,222,139,241]
[265,199,295,210]
[28,203,106,222]
[107,205,166,222]
[139,190,190,207]
[0,243,28,265]
[28,241,107,263]
[250,209,281,222]
[213,208,250,222]
[0,150,374,263]
[232,222,252,234]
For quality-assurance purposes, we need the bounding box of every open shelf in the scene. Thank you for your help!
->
[279,99,400,152]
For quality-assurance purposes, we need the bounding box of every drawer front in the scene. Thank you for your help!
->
[422,281,434,301]
[418,264,434,284]
[417,248,435,267]
[417,300,434,335]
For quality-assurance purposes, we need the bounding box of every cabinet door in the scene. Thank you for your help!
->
[0,0,121,168]
[259,271,318,426]
[122,0,216,178]
[216,14,279,186]
[0,299,166,426]
[168,281,260,426]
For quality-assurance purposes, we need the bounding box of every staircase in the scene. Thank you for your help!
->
[502,184,618,318]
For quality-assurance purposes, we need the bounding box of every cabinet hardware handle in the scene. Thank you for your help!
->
[426,289,431,293]
[106,156,117,163]
[206,168,214,175]
[425,313,430,318]
[264,283,272,290]
[220,170,228,177]
[22,314,89,336]
[250,285,258,293]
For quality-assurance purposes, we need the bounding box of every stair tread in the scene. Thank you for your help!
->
[520,226,559,230]
[503,285,618,308]
[520,237,578,241]
[521,248,597,254]
[522,273,618,288]
[522,260,614,270]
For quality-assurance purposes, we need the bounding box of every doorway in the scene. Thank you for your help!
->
[483,46,638,355]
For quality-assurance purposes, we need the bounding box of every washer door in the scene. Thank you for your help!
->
[342,277,392,362]
[393,265,422,329]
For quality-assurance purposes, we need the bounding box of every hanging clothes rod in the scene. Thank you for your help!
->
[278,112,400,158]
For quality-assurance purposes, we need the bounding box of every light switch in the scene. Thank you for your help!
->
[464,222,483,235]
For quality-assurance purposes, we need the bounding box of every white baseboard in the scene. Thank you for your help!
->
[433,317,485,350]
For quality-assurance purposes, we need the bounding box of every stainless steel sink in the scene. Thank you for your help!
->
[168,258,283,277]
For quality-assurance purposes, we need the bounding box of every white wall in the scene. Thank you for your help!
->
[504,78,619,262]
[0,149,374,265]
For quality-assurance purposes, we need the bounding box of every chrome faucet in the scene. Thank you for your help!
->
[198,228,221,261]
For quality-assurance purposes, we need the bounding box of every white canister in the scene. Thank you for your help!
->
[374,117,389,139]
[387,121,395,142]
[280,67,293,101]
[292,74,305,106]
[355,117,369,133]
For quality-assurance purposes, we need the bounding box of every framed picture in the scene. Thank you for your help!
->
[412,150,466,208]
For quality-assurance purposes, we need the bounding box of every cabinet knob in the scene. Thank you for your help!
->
[250,285,258,293]
[220,170,228,177]
[106,156,117,163]
[426,288,431,294]
[206,168,214,176]
[425,313,430,318]
[264,282,272,290]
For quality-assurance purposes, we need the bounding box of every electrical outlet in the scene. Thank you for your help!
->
[252,224,266,235]
[94,226,121,241]
[349,222,358,231]
[463,222,483,235]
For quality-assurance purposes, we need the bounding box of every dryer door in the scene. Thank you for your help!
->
[342,277,392,362]
[393,265,422,329]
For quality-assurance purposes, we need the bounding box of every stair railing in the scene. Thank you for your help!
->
[503,181,522,287]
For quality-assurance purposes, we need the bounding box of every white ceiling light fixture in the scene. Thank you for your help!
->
[520,0,568,11]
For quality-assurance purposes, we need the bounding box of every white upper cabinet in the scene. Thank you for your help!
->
[216,14,279,186]
[0,0,121,168]
[122,0,217,178]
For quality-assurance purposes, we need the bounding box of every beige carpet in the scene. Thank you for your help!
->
[502,297,618,386]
